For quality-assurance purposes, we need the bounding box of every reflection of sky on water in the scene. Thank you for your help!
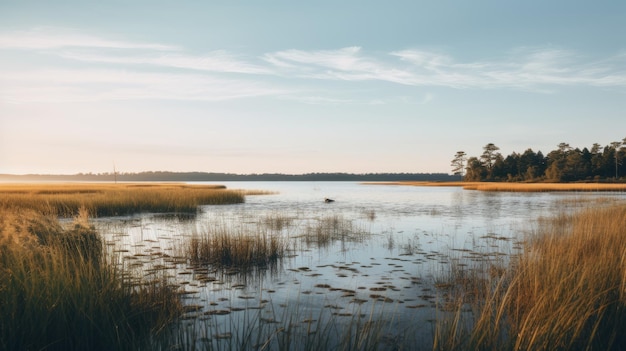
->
[95,182,625,348]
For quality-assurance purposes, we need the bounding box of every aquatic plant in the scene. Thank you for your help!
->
[186,222,287,270]
[299,214,369,248]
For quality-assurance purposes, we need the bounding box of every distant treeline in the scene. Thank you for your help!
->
[0,171,457,182]
[452,138,626,182]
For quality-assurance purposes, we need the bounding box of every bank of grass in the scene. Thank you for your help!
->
[435,204,626,350]
[0,208,182,350]
[0,183,265,216]
[0,183,264,350]
[373,181,626,192]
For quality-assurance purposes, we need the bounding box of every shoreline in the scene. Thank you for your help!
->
[366,181,626,192]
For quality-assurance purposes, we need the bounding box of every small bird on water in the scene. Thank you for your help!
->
[324,198,335,203]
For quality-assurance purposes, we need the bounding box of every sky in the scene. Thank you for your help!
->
[1,1,625,175]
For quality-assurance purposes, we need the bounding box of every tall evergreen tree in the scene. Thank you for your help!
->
[450,151,467,179]
[480,143,501,180]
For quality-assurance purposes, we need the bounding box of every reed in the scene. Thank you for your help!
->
[186,221,287,270]
[299,214,369,248]
[0,208,182,350]
[0,183,263,216]
[172,295,401,351]
[435,203,626,350]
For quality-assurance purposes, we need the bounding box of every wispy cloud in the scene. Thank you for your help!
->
[2,27,625,105]
[58,50,272,75]
[0,68,286,103]
[0,27,178,50]
[264,46,626,90]
[263,47,416,85]
[0,28,281,103]
[394,48,626,89]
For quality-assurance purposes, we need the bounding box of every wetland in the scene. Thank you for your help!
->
[2,181,625,350]
[95,182,625,349]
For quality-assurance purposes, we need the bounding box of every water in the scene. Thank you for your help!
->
[95,182,624,348]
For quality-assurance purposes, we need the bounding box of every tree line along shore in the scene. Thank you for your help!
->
[451,138,626,182]
[0,172,457,182]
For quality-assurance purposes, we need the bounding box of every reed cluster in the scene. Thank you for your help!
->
[0,183,258,216]
[186,223,287,269]
[299,214,368,248]
[435,204,626,350]
[0,208,182,350]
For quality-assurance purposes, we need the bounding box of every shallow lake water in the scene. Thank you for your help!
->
[95,182,625,349]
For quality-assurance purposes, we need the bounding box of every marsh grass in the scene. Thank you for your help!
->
[173,294,404,351]
[299,214,369,248]
[0,183,263,217]
[434,204,626,350]
[183,213,372,273]
[380,181,626,192]
[186,222,287,270]
[0,208,182,350]
[463,182,626,192]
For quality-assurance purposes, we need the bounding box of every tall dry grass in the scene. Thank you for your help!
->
[186,222,287,270]
[299,214,369,248]
[0,208,182,350]
[435,204,626,350]
[463,182,626,192]
[0,183,260,216]
[381,181,626,192]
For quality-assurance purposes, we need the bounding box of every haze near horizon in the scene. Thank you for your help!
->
[1,1,625,175]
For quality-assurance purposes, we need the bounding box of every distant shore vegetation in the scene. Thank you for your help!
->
[0,171,456,182]
[451,138,626,182]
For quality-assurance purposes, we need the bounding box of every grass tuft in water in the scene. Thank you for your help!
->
[186,223,287,270]
[300,214,369,248]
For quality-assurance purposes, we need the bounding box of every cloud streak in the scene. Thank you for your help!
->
[2,27,625,105]
[0,68,286,103]
[266,46,626,90]
[0,27,178,51]
[58,50,272,75]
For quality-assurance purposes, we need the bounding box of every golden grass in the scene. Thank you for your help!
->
[0,182,266,216]
[299,214,369,248]
[374,181,626,192]
[0,208,182,350]
[186,224,286,269]
[435,203,626,350]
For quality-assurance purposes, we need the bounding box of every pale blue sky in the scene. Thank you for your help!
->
[1,1,625,174]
